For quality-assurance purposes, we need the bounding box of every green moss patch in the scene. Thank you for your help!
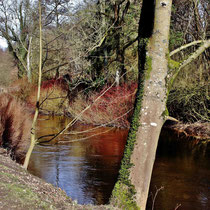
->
[145,56,152,80]
[168,58,180,70]
[110,38,149,209]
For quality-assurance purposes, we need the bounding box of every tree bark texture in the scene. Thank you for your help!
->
[130,1,172,208]
[111,1,172,209]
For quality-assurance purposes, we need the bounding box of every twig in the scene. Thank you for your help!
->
[151,186,164,210]
[175,203,181,210]
[42,127,115,145]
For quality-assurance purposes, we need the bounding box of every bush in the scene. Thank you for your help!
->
[28,79,69,115]
[68,83,137,127]
[167,84,209,123]
[10,77,34,102]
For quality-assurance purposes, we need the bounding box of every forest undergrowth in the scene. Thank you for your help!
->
[9,76,209,140]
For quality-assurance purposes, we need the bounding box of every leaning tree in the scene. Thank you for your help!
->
[110,0,209,209]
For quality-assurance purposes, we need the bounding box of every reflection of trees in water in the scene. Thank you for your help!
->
[29,116,128,205]
[84,156,122,204]
[147,130,210,210]
[55,145,60,188]
[67,126,128,204]
[29,117,210,207]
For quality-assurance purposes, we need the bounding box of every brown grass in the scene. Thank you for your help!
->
[9,77,34,102]
[0,93,32,163]
[68,83,137,128]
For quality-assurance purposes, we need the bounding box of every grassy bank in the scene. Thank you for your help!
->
[0,151,119,210]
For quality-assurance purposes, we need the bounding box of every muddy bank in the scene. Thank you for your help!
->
[164,121,210,140]
[0,150,118,210]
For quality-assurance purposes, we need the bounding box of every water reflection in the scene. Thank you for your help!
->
[147,130,210,210]
[28,116,210,208]
[28,116,127,204]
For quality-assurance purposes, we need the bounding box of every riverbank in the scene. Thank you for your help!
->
[164,121,210,140]
[3,82,210,140]
[0,150,118,210]
[26,82,210,139]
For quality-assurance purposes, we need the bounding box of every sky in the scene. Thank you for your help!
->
[0,38,8,49]
[0,0,84,49]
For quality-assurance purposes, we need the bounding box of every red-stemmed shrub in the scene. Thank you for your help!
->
[68,83,137,128]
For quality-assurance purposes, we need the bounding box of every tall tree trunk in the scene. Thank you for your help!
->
[23,0,43,169]
[110,0,172,209]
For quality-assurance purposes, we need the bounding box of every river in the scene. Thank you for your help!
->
[28,116,210,209]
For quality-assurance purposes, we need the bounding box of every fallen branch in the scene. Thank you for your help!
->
[38,107,134,142]
[151,186,164,210]
[42,127,115,145]
[166,116,179,122]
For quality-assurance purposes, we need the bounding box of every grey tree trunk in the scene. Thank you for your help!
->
[27,37,32,83]
[110,1,172,209]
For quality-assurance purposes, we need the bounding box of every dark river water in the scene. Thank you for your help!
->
[28,116,210,209]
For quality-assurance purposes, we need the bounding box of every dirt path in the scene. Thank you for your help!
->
[0,150,118,210]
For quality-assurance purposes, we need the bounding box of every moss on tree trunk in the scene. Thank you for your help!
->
[110,1,172,209]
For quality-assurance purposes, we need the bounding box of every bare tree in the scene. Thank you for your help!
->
[23,0,43,169]
[0,0,36,79]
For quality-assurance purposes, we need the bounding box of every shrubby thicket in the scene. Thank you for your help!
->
[0,0,209,124]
